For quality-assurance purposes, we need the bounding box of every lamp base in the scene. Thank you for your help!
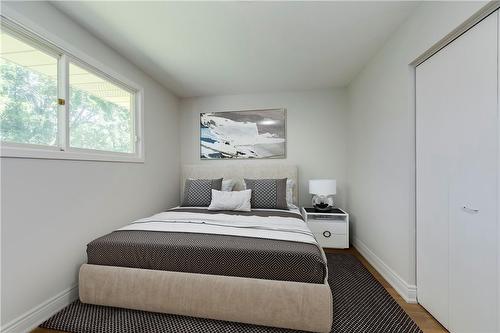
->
[311,194,335,212]
[313,203,334,212]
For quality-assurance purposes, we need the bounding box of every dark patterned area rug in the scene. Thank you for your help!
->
[41,253,422,333]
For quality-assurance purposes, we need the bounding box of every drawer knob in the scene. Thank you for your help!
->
[323,231,331,238]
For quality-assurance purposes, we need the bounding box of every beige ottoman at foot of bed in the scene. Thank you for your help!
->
[79,264,333,333]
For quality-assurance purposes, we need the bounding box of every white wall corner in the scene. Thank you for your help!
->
[353,238,418,304]
[1,285,78,333]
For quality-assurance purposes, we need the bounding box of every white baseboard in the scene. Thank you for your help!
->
[1,285,78,333]
[353,238,417,303]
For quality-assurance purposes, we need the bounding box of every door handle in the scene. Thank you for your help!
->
[462,206,479,213]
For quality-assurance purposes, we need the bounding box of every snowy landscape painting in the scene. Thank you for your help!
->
[200,109,286,159]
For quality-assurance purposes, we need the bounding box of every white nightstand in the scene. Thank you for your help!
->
[301,207,349,249]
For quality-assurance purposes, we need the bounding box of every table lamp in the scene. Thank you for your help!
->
[309,179,336,212]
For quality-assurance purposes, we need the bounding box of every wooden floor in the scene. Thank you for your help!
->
[33,247,447,333]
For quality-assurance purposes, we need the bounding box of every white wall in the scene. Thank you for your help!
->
[0,2,180,329]
[179,89,348,207]
[347,1,486,295]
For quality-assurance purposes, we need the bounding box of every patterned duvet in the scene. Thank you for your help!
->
[86,208,327,283]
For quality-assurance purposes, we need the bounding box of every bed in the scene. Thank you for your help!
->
[79,164,333,333]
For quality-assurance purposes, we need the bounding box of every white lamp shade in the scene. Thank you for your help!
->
[309,179,336,196]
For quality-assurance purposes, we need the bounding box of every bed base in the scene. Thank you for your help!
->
[79,264,333,333]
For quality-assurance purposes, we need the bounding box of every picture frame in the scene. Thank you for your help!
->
[200,108,286,159]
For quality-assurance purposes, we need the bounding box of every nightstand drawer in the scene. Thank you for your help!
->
[312,230,348,248]
[308,221,347,235]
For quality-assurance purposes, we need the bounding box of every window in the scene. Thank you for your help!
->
[0,19,143,162]
[69,62,135,153]
[0,29,59,147]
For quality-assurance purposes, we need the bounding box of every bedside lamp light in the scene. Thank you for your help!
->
[309,179,336,212]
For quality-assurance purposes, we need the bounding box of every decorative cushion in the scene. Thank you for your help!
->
[182,178,223,207]
[222,179,235,191]
[244,178,288,210]
[286,179,298,209]
[208,189,251,211]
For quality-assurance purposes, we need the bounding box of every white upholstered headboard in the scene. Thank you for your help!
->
[181,164,299,205]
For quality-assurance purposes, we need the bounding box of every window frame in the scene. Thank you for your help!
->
[0,15,144,163]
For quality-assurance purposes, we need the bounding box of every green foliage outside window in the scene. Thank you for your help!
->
[0,60,58,146]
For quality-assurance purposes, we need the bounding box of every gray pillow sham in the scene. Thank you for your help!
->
[182,178,223,207]
[244,178,288,210]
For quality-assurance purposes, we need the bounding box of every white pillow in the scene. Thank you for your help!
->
[222,179,235,191]
[208,189,251,211]
[286,179,298,209]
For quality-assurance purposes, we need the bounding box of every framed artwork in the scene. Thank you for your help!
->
[200,108,286,159]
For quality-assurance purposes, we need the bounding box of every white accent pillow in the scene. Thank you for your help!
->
[286,179,298,209]
[222,179,235,191]
[208,189,251,211]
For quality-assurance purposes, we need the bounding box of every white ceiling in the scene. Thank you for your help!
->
[52,1,419,98]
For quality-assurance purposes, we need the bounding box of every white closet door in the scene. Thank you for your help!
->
[416,36,455,330]
[416,11,499,333]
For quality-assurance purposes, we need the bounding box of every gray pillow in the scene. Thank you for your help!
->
[244,178,288,210]
[182,178,223,207]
